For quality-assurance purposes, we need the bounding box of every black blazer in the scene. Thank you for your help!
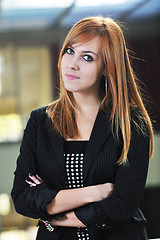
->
[11,106,149,240]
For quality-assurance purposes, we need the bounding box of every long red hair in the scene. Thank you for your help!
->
[47,16,154,164]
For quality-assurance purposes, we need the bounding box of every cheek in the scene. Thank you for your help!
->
[87,65,100,82]
[82,64,96,77]
[61,55,68,71]
[61,58,65,72]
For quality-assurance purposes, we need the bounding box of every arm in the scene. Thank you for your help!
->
[12,109,114,220]
[27,174,114,215]
[46,182,113,215]
[74,123,150,232]
[51,211,86,227]
[11,110,59,220]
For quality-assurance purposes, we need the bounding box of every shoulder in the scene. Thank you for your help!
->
[129,107,150,156]
[31,105,48,116]
[130,107,149,136]
[28,105,49,123]
[24,105,49,132]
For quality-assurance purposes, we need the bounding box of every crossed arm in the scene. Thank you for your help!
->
[13,109,150,230]
[26,174,114,227]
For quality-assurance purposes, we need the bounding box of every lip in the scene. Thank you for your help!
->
[66,74,79,80]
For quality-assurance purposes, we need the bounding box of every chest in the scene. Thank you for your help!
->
[68,112,99,141]
[36,130,120,188]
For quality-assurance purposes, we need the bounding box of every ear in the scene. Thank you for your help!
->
[102,66,107,77]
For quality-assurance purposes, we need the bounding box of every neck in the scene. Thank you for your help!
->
[73,92,101,113]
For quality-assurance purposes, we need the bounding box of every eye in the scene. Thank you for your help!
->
[83,55,93,62]
[66,47,74,55]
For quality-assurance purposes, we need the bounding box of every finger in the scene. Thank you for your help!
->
[29,175,41,184]
[25,180,36,187]
[36,174,43,183]
[25,180,33,185]
[50,217,67,226]
[50,219,57,226]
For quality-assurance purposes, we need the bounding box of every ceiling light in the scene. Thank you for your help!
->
[76,0,128,6]
[2,0,74,9]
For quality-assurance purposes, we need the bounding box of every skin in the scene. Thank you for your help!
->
[61,36,105,99]
[25,36,113,227]
[26,175,113,227]
[62,36,106,140]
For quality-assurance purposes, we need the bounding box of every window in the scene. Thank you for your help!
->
[0,46,53,143]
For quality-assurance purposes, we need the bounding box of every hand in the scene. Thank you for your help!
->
[89,182,114,202]
[50,211,86,227]
[25,174,43,187]
[96,182,114,200]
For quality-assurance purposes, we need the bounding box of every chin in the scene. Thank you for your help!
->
[64,85,79,93]
[65,88,79,93]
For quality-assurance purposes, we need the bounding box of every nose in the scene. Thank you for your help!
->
[68,56,79,71]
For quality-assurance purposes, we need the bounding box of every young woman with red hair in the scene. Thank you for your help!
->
[11,16,154,240]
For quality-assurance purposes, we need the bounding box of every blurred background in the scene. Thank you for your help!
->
[0,0,160,239]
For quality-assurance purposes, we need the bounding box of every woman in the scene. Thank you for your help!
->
[11,16,154,240]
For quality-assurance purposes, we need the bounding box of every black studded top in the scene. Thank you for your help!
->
[63,140,90,240]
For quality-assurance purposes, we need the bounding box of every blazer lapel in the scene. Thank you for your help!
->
[83,108,112,182]
[45,109,112,186]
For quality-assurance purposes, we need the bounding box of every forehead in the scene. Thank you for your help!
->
[71,36,102,54]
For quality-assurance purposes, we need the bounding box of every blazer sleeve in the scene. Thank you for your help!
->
[11,109,60,220]
[75,122,150,233]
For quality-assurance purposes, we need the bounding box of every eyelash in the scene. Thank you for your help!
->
[65,48,93,62]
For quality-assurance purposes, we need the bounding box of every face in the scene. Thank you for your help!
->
[61,36,105,97]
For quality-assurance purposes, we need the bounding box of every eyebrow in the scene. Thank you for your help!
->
[69,45,98,57]
[82,51,98,57]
